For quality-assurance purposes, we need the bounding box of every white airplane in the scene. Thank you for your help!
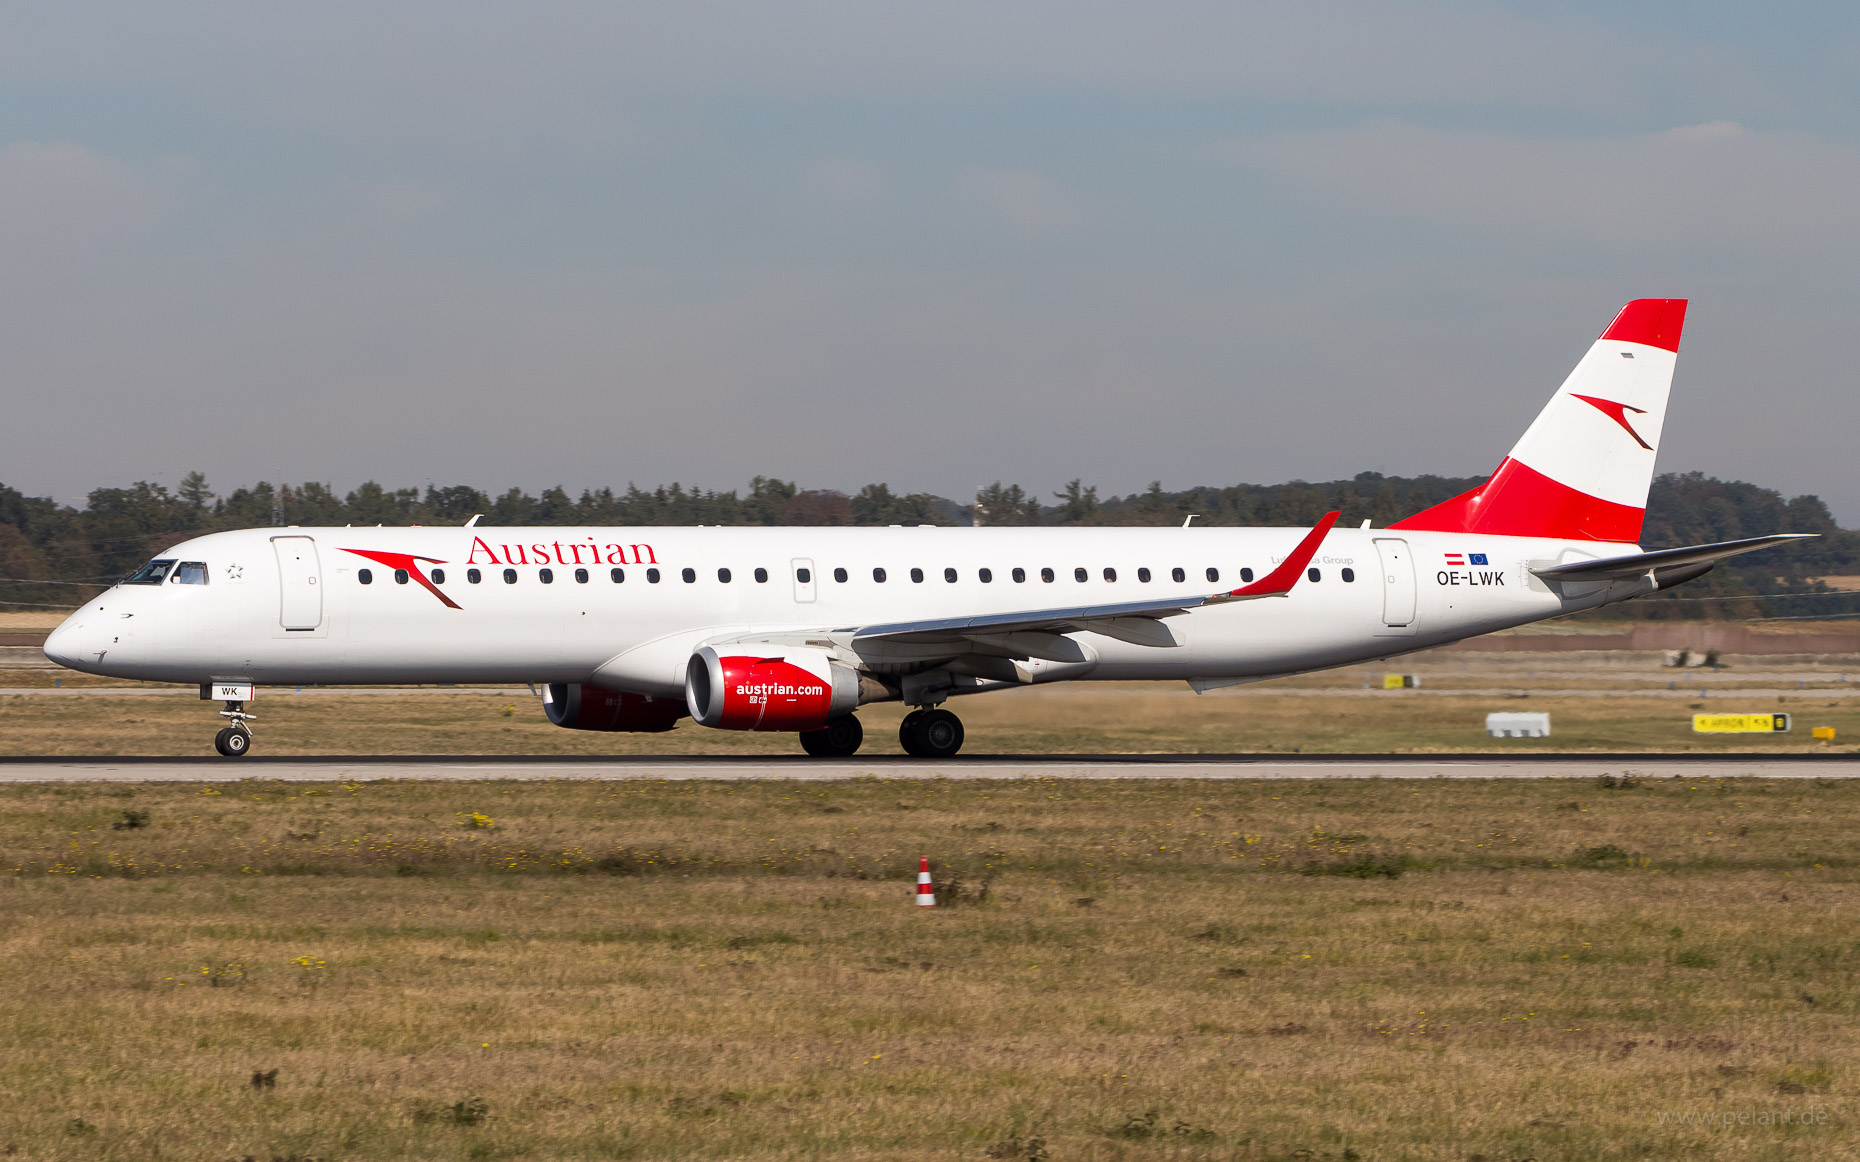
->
[45,299,1809,758]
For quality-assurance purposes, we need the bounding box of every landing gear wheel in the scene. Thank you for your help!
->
[799,715,864,757]
[214,727,252,758]
[900,708,963,758]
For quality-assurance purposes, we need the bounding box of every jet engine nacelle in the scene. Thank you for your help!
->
[685,645,859,731]
[543,683,684,732]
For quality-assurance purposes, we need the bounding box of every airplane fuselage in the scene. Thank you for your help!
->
[44,523,1640,695]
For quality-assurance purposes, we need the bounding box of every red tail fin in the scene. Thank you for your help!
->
[1390,299,1685,542]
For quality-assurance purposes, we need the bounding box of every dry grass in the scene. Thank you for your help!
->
[2,777,1856,1160]
[1,680,1856,756]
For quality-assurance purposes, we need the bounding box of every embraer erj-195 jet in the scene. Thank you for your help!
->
[46,300,1809,758]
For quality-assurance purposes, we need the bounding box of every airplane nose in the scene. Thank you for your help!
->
[42,622,80,668]
[43,616,101,671]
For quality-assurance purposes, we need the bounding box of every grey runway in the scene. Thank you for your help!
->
[1,754,1857,782]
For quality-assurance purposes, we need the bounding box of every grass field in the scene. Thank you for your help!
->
[2,680,1855,756]
[3,776,1856,1160]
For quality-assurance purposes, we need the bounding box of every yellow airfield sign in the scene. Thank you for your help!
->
[1692,713,1790,734]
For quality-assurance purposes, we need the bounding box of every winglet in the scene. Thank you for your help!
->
[1221,511,1340,599]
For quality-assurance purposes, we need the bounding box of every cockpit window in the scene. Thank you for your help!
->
[172,562,209,585]
[123,559,176,585]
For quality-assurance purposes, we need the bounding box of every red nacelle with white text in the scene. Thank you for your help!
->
[544,683,684,732]
[685,646,858,731]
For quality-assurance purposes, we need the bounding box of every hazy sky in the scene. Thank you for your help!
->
[4,2,1858,520]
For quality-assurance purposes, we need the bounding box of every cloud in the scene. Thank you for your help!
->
[801,157,885,205]
[0,2,1780,137]
[0,141,165,243]
[1227,120,1860,252]
[954,168,1089,235]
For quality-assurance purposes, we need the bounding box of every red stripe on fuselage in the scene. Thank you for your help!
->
[1387,458,1644,542]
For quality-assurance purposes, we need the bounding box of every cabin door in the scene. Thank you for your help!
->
[272,536,323,630]
[1372,538,1417,635]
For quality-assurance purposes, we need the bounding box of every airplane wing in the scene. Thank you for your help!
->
[1531,534,1816,582]
[840,511,1341,653]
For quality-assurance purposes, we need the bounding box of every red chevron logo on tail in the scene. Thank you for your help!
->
[1571,394,1653,450]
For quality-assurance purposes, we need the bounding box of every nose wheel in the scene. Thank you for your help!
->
[899,707,964,758]
[214,726,251,757]
[213,700,255,758]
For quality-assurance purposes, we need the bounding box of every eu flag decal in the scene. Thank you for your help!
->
[1469,553,1489,566]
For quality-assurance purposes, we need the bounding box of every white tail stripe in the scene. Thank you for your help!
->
[1504,337,1677,511]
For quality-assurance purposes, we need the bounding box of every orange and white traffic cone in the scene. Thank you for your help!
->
[915,856,937,908]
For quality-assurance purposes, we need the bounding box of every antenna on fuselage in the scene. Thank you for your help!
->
[1182,514,1197,527]
[466,514,482,527]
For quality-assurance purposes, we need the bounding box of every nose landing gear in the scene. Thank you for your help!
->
[213,701,255,758]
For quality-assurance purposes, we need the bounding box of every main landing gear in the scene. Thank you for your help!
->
[794,707,967,758]
[899,708,964,759]
[799,715,864,757]
[213,700,255,758]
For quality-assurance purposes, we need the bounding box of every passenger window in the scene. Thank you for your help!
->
[540,568,554,584]
[979,568,993,583]
[468,568,482,584]
[944,567,957,583]
[1240,568,1254,583]
[1206,567,1220,583]
[754,567,768,583]
[1041,567,1055,583]
[911,568,924,583]
[574,568,589,583]
[1012,567,1026,583]
[833,567,848,583]
[123,559,176,585]
[718,568,732,583]
[503,568,518,584]
[395,569,409,585]
[1341,567,1355,582]
[1307,568,1321,582]
[1171,567,1185,583]
[358,569,374,585]
[610,568,625,583]
[682,568,697,583]
[795,567,810,584]
[648,568,662,583]
[1103,567,1117,582]
[1137,567,1151,583]
[873,567,886,583]
[1074,567,1087,582]
[432,568,446,584]
[173,561,209,585]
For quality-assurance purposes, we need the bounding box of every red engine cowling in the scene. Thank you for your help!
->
[684,645,859,731]
[544,683,684,732]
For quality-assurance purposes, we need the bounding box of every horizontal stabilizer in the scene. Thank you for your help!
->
[1531,534,1816,581]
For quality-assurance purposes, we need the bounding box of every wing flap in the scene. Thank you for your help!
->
[843,511,1343,650]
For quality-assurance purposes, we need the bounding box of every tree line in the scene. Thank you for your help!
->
[1,470,1854,619]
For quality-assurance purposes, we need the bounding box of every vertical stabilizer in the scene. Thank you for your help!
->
[1390,299,1686,542]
